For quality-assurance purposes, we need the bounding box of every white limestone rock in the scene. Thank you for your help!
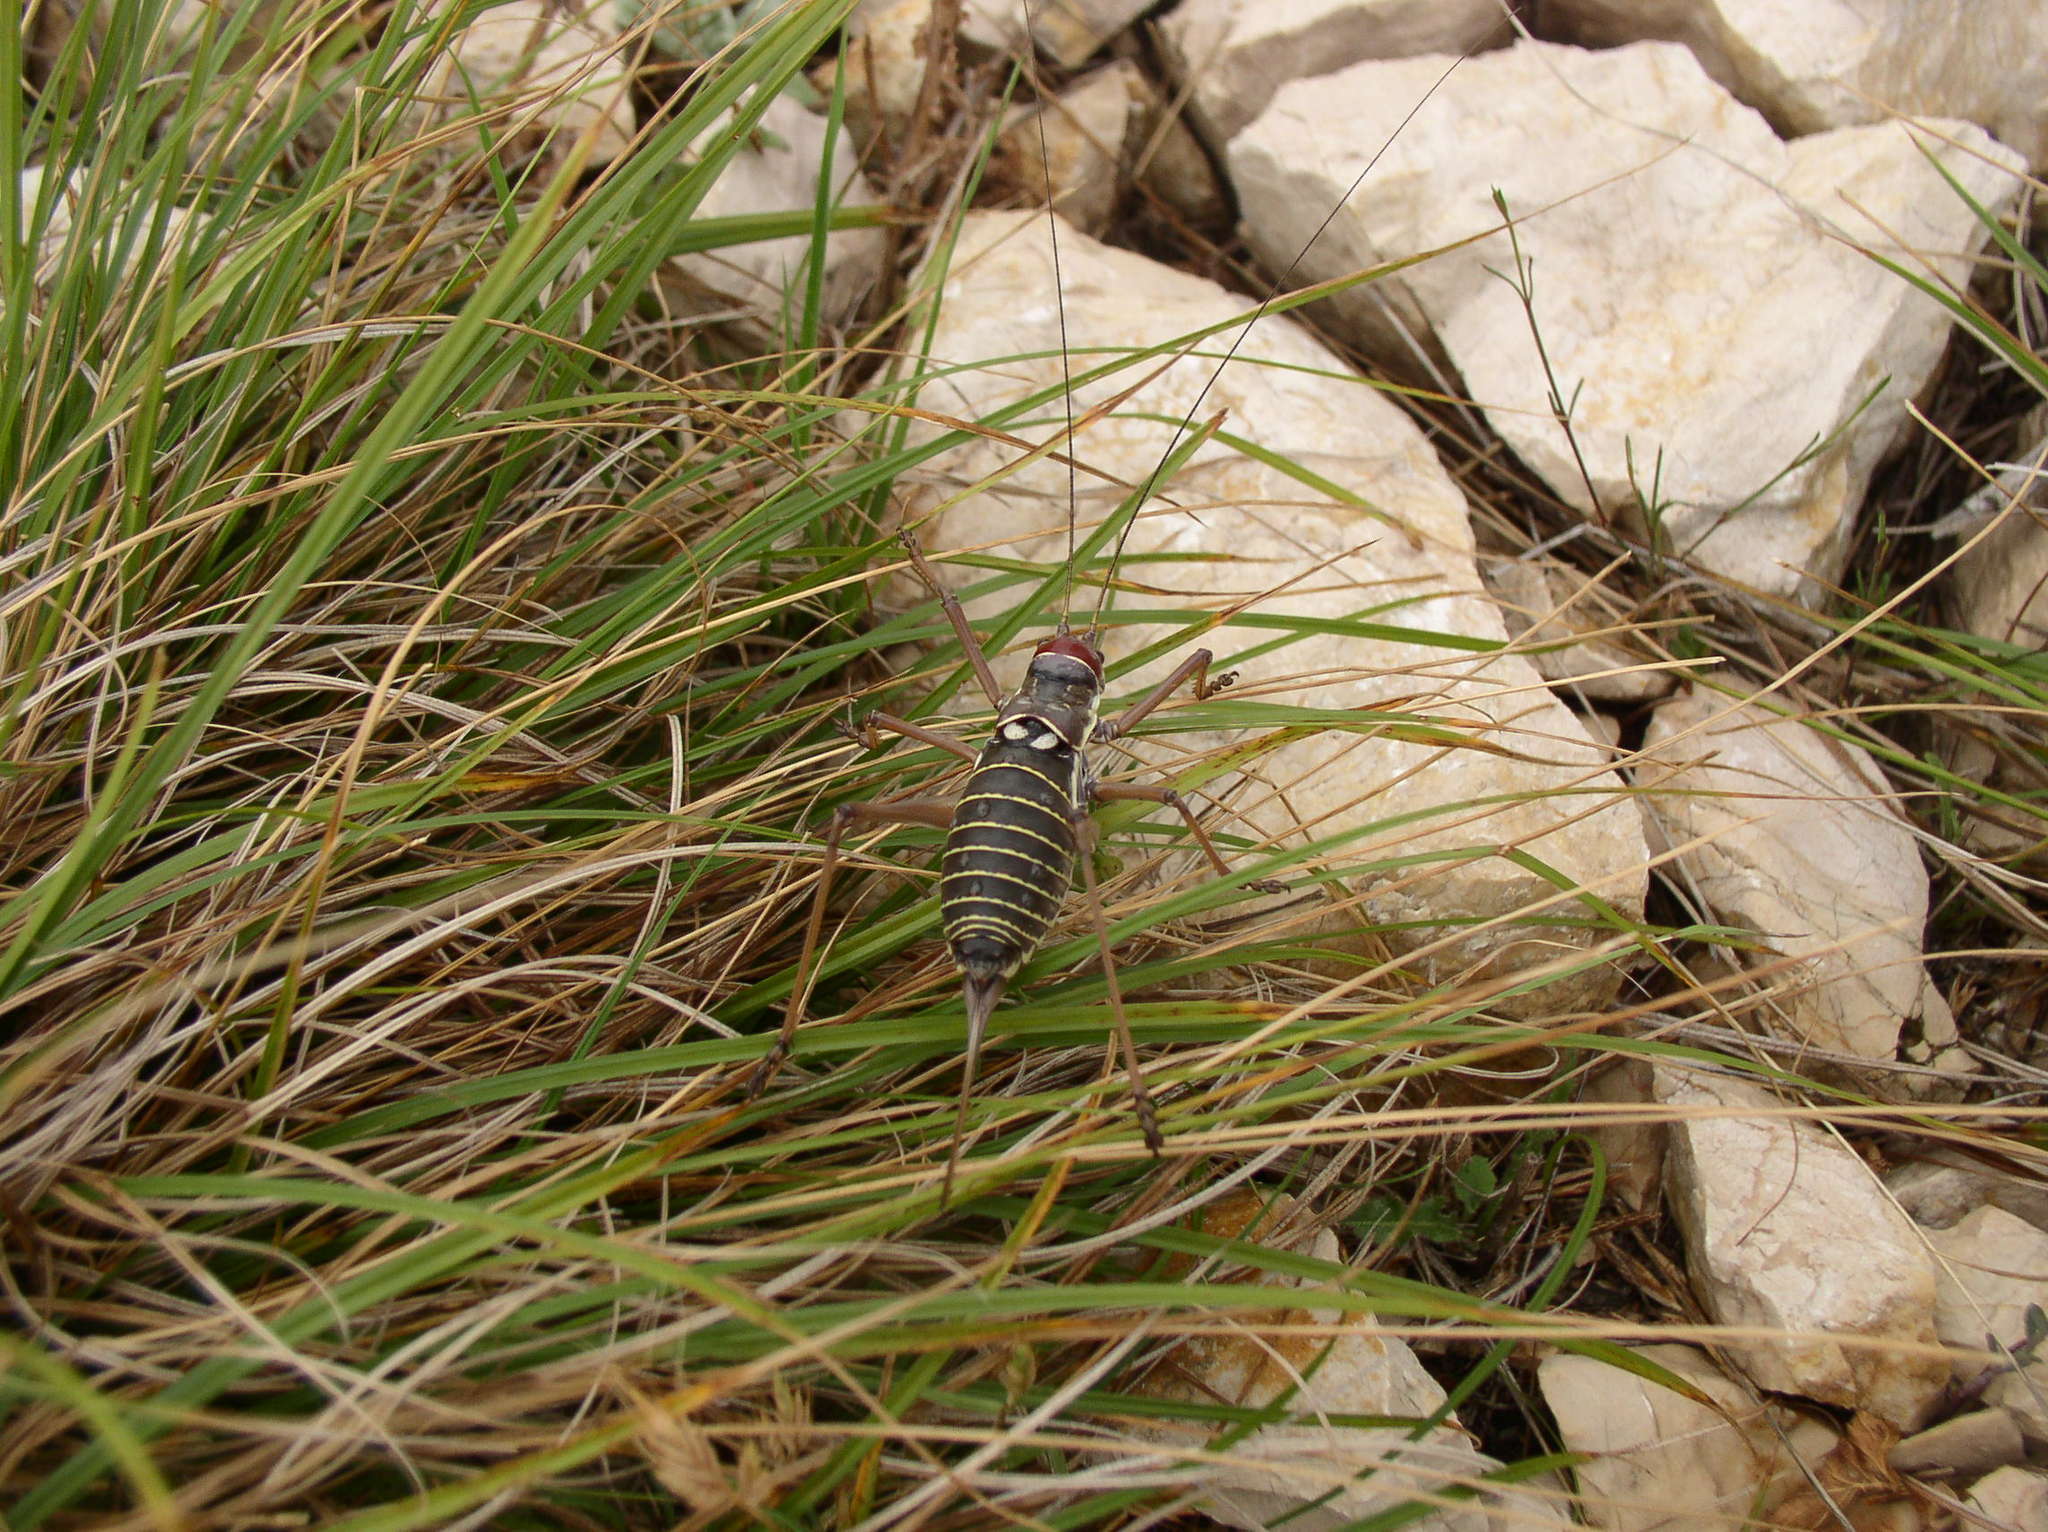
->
[1579,1057,1664,1213]
[1888,1407,2026,1481]
[1653,1065,1947,1425]
[1949,506,2048,655]
[1547,0,2048,169]
[1935,425,2048,860]
[1966,1466,2048,1529]
[1638,690,1956,1073]
[407,0,634,167]
[1948,410,2048,651]
[1133,1190,1548,1531]
[1928,1206,2048,1382]
[1539,1344,1838,1529]
[1887,1151,2048,1237]
[1134,98,1228,231]
[841,0,937,138]
[899,210,1648,1009]
[1162,0,1510,142]
[57,0,281,70]
[20,165,208,289]
[1482,556,1675,703]
[999,61,1143,235]
[1229,39,2026,602]
[1003,58,1222,233]
[665,91,885,329]
[1986,1362,2048,1457]
[959,0,1152,68]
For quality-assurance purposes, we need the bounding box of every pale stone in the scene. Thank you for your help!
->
[665,92,885,329]
[1162,0,1511,141]
[65,0,280,68]
[1889,1162,1999,1232]
[1230,39,2026,601]
[1539,1344,1838,1529]
[1985,1365,2048,1456]
[1638,690,1953,1069]
[1547,0,2048,168]
[1579,1057,1663,1213]
[1482,556,1675,703]
[23,164,83,274]
[20,166,207,286]
[1888,1408,2025,1480]
[1949,509,2048,651]
[1135,105,1228,230]
[899,210,1648,1009]
[843,0,940,140]
[1002,56,1223,232]
[1966,1465,2048,1529]
[1133,1191,1547,1531]
[1948,412,2048,651]
[1929,1207,2048,1381]
[1932,718,2046,887]
[959,0,1152,68]
[999,61,1142,235]
[408,1,634,166]
[1654,1065,1947,1425]
[1888,1153,2048,1237]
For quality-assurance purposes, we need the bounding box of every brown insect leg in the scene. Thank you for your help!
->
[896,530,1005,710]
[841,709,979,762]
[1093,779,1285,894]
[1069,807,1162,1158]
[1092,647,1233,743]
[751,797,954,1097]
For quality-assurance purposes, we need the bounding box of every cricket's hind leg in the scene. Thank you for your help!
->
[750,795,955,1097]
[1095,778,1285,894]
[1068,804,1164,1160]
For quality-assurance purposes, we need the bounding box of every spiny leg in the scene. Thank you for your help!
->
[751,796,954,1097]
[1095,779,1285,894]
[839,709,979,762]
[1069,806,1162,1158]
[1093,647,1285,893]
[1093,646,1236,744]
[896,529,1005,709]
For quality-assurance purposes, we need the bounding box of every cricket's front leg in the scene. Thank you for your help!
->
[838,709,979,762]
[1090,651,1283,894]
[1091,648,1237,745]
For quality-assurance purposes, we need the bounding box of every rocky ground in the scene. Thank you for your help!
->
[11,0,2048,1525]
[790,1,2048,1525]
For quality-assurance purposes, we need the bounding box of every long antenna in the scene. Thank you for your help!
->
[1017,0,1080,636]
[1082,50,1473,644]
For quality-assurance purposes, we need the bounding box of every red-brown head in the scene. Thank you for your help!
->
[1004,632,1104,745]
[1032,633,1103,677]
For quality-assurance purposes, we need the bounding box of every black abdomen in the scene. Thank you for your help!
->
[939,744,1080,980]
